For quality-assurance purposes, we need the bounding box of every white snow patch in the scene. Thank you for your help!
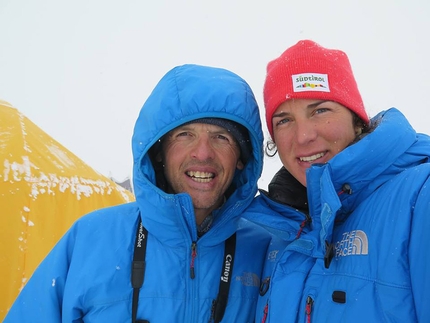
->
[52,279,56,287]
[18,111,32,153]
[47,144,76,169]
[3,156,133,202]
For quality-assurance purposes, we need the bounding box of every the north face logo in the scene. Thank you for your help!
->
[334,230,368,257]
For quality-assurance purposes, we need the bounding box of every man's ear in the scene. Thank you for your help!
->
[236,159,244,170]
[155,151,163,163]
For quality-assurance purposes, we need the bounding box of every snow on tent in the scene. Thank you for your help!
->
[0,99,135,320]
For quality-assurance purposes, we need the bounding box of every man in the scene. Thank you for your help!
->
[5,64,270,322]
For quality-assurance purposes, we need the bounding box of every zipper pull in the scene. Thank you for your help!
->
[295,218,307,239]
[190,241,197,279]
[305,296,314,323]
[259,276,270,296]
[261,301,269,323]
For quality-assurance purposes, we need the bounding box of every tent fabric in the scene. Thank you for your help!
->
[0,99,135,320]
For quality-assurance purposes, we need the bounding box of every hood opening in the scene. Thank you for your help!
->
[147,138,242,199]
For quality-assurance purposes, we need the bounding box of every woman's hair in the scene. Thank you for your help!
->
[265,111,373,157]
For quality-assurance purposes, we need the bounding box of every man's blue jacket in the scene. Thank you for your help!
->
[4,64,270,322]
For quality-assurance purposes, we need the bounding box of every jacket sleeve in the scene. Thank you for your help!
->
[4,224,78,322]
[409,175,430,322]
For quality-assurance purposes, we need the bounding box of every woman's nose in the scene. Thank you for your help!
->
[295,120,317,145]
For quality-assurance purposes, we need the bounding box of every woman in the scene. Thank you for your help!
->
[245,40,430,322]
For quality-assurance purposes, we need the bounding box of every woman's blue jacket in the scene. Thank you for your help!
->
[245,108,430,322]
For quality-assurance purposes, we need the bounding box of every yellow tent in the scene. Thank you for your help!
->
[0,100,135,320]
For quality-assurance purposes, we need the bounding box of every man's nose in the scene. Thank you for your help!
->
[190,136,215,160]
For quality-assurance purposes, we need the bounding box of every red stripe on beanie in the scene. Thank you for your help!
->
[263,40,369,139]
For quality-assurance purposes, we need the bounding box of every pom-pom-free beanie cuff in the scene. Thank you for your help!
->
[263,40,370,139]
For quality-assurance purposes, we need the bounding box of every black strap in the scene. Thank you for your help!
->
[131,221,148,323]
[131,219,236,323]
[212,233,236,323]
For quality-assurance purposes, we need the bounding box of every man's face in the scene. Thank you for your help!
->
[159,122,244,221]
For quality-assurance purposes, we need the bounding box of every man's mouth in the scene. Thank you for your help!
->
[299,152,325,163]
[186,171,215,183]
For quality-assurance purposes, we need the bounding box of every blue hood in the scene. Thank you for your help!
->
[131,64,263,244]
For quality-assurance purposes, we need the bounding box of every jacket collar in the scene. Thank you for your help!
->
[267,166,309,215]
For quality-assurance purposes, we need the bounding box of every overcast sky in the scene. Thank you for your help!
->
[1,0,429,190]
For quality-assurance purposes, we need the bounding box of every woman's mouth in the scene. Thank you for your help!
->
[299,152,325,163]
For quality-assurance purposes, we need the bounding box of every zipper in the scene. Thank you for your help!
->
[208,299,216,323]
[261,301,269,323]
[190,241,197,279]
[305,296,314,323]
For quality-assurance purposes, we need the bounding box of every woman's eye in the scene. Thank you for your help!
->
[275,118,289,126]
[315,107,329,114]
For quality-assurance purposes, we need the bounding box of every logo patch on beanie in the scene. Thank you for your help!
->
[292,73,330,93]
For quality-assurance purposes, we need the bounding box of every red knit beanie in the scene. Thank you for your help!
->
[263,40,369,139]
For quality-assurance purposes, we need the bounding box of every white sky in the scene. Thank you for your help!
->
[1,0,429,190]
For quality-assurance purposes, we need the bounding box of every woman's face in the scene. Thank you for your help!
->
[272,99,360,187]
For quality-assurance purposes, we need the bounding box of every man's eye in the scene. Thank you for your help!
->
[177,131,190,137]
[216,134,230,141]
[172,131,192,140]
